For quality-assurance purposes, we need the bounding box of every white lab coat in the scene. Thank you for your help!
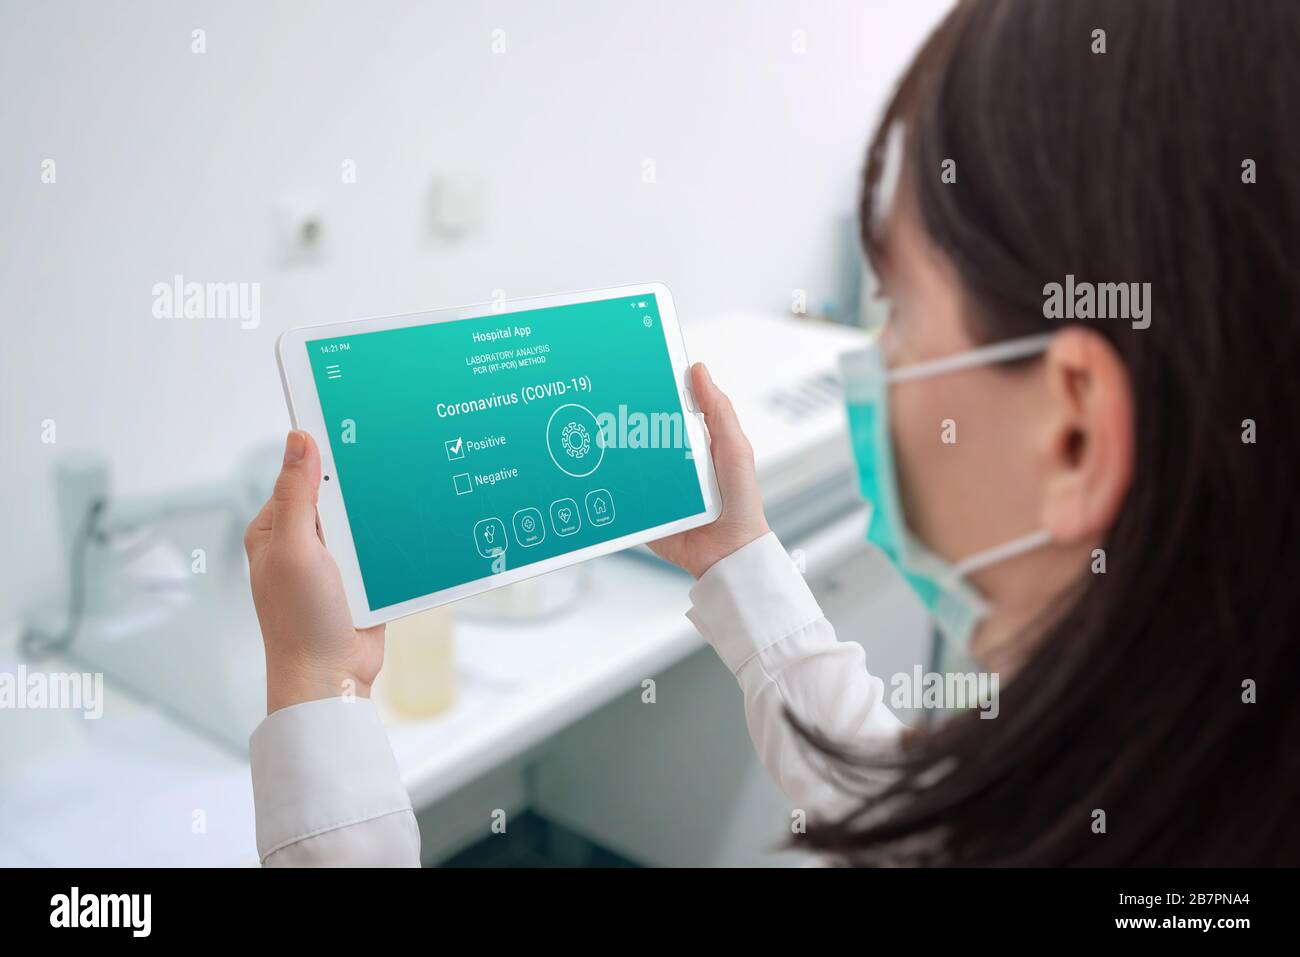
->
[249,532,905,866]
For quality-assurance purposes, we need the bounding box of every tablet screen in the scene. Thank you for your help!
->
[306,293,705,610]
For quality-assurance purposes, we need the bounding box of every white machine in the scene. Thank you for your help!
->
[679,312,866,543]
[21,448,279,750]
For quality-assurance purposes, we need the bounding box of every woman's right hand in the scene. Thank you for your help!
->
[648,362,771,578]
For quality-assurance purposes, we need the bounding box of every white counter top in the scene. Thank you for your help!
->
[0,509,867,866]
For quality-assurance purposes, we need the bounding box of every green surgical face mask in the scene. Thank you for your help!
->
[841,333,1056,665]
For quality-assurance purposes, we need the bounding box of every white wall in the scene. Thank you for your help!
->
[0,0,951,622]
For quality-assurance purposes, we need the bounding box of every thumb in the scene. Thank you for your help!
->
[692,362,753,468]
[271,430,322,546]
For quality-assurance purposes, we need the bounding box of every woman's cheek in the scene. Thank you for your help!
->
[889,384,943,543]
[891,378,988,561]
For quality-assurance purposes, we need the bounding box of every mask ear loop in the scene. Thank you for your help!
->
[882,331,1057,583]
[871,120,907,235]
[887,333,1056,384]
[950,528,1054,580]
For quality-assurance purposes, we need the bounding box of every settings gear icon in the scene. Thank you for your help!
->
[560,421,591,458]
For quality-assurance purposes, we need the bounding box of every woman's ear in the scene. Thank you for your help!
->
[1038,326,1135,543]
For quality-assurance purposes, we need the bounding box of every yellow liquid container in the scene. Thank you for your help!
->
[375,606,457,718]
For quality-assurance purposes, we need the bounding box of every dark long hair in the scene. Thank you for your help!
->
[803,0,1300,865]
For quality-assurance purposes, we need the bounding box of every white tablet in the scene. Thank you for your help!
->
[276,282,722,627]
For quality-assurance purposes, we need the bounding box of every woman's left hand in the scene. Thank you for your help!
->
[245,430,386,715]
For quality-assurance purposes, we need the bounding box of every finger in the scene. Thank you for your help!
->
[244,497,274,557]
[251,496,273,534]
[271,430,323,548]
[692,363,753,465]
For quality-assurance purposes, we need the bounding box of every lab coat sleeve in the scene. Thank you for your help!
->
[249,697,420,867]
[687,532,906,817]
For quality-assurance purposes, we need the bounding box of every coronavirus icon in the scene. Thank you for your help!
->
[561,421,590,458]
[546,403,604,477]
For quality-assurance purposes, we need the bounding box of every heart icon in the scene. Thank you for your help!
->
[558,507,572,523]
[483,527,495,543]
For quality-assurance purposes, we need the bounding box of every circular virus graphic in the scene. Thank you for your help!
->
[545,403,604,477]
[561,421,591,458]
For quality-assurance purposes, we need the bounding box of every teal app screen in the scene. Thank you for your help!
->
[307,294,705,610]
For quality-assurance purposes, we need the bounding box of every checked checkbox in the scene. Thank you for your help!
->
[445,436,465,460]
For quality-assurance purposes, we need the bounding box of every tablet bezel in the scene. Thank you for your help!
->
[276,281,722,627]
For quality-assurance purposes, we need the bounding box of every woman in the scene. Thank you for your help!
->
[245,0,1300,866]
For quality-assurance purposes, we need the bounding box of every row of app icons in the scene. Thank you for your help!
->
[473,490,614,556]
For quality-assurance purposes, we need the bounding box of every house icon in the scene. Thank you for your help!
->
[585,490,615,525]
